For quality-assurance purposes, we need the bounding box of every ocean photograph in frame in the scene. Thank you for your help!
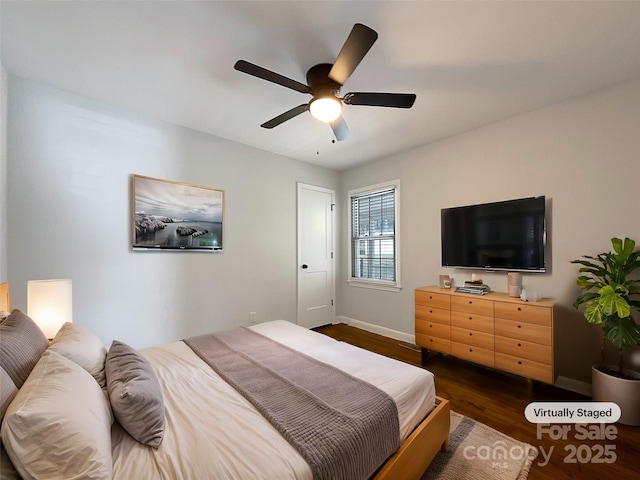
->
[132,175,224,251]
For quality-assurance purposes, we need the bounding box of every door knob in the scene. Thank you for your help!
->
[301,264,308,269]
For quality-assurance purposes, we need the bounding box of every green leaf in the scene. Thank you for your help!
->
[576,276,599,289]
[602,316,640,350]
[573,291,600,309]
[598,285,631,318]
[621,237,636,257]
[584,302,605,324]
[611,237,623,255]
[571,258,601,269]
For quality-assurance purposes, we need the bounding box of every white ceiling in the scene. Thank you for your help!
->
[2,1,640,171]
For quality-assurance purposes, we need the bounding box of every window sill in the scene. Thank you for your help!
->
[347,279,402,293]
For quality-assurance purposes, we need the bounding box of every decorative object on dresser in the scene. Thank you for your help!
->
[438,275,451,289]
[507,272,522,298]
[415,286,554,384]
[571,237,640,426]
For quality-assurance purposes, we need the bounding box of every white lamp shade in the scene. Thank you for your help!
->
[309,97,342,122]
[27,279,72,339]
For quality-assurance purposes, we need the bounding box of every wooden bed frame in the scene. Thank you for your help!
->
[0,281,449,479]
[374,395,450,480]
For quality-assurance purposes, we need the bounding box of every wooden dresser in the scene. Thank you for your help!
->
[415,286,554,384]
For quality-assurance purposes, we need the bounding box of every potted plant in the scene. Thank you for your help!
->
[571,237,640,425]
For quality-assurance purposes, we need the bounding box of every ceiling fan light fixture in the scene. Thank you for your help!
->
[309,97,342,122]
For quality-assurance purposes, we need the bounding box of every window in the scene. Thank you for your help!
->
[348,180,400,291]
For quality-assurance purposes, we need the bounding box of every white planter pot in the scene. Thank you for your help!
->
[592,365,640,426]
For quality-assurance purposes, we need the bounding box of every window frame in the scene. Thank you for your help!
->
[347,180,401,292]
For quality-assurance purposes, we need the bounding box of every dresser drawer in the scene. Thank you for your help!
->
[495,318,552,346]
[416,319,451,339]
[451,296,494,316]
[415,290,451,309]
[415,304,450,325]
[494,301,551,326]
[495,336,552,365]
[416,332,451,354]
[451,326,494,351]
[451,343,494,366]
[495,352,554,383]
[450,311,494,333]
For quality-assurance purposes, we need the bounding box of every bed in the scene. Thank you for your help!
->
[0,282,449,479]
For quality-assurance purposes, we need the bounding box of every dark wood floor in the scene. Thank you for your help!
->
[315,323,640,480]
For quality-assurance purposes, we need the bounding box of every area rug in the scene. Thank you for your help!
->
[422,411,538,480]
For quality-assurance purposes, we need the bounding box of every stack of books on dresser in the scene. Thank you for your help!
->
[455,281,491,295]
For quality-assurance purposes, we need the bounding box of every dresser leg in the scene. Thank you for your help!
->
[420,347,440,366]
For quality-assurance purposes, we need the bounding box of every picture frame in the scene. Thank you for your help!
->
[132,174,224,251]
[439,274,451,289]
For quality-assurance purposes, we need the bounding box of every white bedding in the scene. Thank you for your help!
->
[111,320,435,480]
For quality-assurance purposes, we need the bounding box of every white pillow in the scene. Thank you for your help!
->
[49,322,107,389]
[2,350,113,480]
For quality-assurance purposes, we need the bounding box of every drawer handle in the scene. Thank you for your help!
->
[469,348,473,352]
[429,296,433,299]
[517,307,522,311]
[429,339,433,342]
[468,301,473,304]
[429,324,433,328]
[518,361,522,365]
[517,324,522,328]
[430,310,433,313]
[517,343,522,347]
[469,333,473,336]
[468,316,472,320]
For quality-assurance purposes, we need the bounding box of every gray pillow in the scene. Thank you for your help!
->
[0,310,49,388]
[0,366,18,420]
[105,340,165,449]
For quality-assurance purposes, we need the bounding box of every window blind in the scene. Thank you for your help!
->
[351,188,396,282]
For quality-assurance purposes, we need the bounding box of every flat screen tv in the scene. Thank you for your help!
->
[441,196,546,272]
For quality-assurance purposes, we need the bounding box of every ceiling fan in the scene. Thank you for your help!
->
[234,23,416,141]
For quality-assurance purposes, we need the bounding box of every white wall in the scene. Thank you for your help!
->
[338,79,640,385]
[7,76,339,348]
[7,74,640,386]
[0,64,8,283]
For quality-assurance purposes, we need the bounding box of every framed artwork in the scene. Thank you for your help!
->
[439,274,451,289]
[132,174,223,251]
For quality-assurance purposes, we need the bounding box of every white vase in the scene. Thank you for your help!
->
[592,365,640,426]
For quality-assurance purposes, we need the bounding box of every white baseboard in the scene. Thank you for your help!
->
[336,316,416,345]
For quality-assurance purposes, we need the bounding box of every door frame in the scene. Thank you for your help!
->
[296,182,336,327]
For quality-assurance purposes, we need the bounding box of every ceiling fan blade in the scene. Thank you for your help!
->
[330,115,350,141]
[261,104,309,129]
[328,24,378,85]
[235,60,311,94]
[343,92,416,108]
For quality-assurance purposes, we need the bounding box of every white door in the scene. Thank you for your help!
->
[297,183,335,329]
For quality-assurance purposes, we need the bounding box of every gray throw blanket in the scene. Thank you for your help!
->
[184,327,400,480]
